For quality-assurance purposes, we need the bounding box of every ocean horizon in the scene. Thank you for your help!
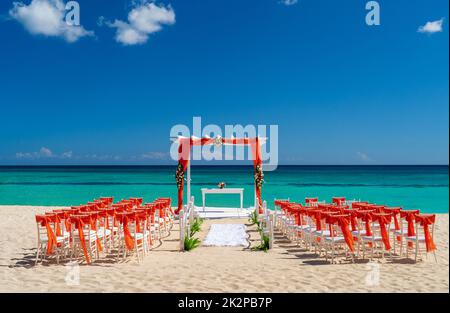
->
[0,165,448,213]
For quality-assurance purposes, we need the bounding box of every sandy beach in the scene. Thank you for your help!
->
[0,205,448,293]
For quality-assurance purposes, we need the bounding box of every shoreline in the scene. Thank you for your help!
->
[0,206,448,292]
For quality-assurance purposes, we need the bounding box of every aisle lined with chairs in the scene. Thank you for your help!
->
[274,197,438,264]
[34,197,173,265]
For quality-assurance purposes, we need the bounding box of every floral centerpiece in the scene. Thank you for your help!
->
[217,182,226,189]
[175,162,185,189]
[254,164,264,189]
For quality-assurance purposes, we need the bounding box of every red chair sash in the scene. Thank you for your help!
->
[117,213,134,251]
[36,215,57,255]
[71,215,91,264]
[305,198,318,204]
[332,197,346,205]
[416,215,437,252]
[326,214,354,251]
[357,210,373,236]
[400,210,420,237]
[373,213,392,250]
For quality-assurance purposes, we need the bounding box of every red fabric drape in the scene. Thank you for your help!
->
[373,213,392,250]
[326,214,354,251]
[401,210,419,249]
[175,137,263,214]
[36,215,57,255]
[415,215,437,252]
[72,216,91,264]
[117,213,134,251]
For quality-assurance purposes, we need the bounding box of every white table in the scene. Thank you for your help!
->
[201,188,244,211]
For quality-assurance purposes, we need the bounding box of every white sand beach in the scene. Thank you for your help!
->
[0,205,448,293]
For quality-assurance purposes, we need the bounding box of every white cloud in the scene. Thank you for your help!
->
[15,147,78,160]
[356,152,372,162]
[418,18,444,34]
[61,150,73,158]
[141,151,169,160]
[39,147,53,157]
[106,1,175,45]
[16,146,54,159]
[9,0,94,42]
[280,0,298,6]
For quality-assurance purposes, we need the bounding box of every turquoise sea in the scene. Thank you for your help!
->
[0,166,448,213]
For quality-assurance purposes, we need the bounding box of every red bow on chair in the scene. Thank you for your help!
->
[326,214,354,252]
[415,215,437,252]
[400,210,420,248]
[36,215,57,255]
[373,213,392,250]
[71,215,91,264]
[117,213,134,251]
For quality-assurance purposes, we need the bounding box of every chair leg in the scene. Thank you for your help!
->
[35,243,41,265]
[331,242,335,264]
[393,236,396,255]
[400,238,404,257]
[135,244,140,263]
[433,251,438,263]
[414,241,419,262]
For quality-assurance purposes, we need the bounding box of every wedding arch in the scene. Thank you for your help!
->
[174,136,265,215]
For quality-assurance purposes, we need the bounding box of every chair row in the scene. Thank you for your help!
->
[35,197,173,265]
[274,197,437,263]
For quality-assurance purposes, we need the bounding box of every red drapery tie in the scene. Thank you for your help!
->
[373,213,392,250]
[332,197,346,206]
[312,210,322,231]
[358,211,373,237]
[401,210,419,248]
[118,213,134,251]
[89,213,103,252]
[305,198,318,205]
[344,210,358,232]
[384,207,402,242]
[72,216,91,264]
[326,215,354,251]
[416,215,437,252]
[36,215,56,255]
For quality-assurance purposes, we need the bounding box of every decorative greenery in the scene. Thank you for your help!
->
[252,234,270,252]
[175,162,185,189]
[184,217,203,251]
[248,210,260,227]
[184,236,201,251]
[254,164,264,189]
[249,209,270,252]
[190,218,203,237]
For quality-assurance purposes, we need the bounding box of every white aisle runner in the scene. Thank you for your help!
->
[203,224,249,247]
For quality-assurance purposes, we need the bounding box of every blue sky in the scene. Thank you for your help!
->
[0,0,448,165]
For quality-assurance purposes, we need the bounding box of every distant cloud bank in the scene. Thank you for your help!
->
[16,147,73,159]
[9,0,93,42]
[418,18,445,34]
[14,147,171,162]
[356,152,372,162]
